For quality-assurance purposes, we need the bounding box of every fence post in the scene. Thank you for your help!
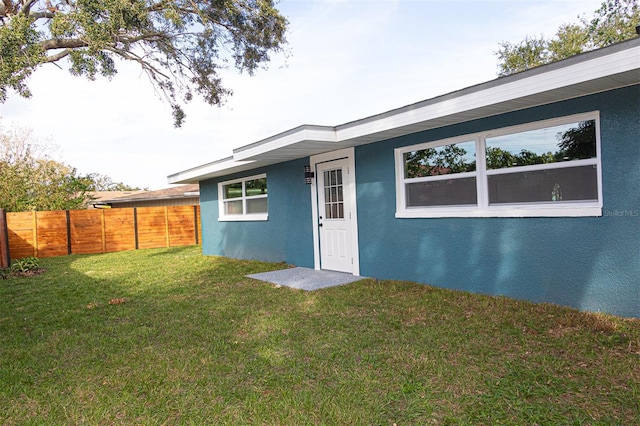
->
[100,209,106,253]
[193,205,199,245]
[32,211,38,257]
[0,209,10,268]
[66,210,72,255]
[164,206,170,248]
[133,208,139,250]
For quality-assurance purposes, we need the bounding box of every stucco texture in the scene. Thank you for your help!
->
[355,86,639,318]
[199,157,314,268]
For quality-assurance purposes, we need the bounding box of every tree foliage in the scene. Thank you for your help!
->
[496,0,640,76]
[84,173,143,192]
[0,124,139,211]
[0,0,288,126]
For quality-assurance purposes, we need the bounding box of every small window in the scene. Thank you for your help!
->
[395,112,602,218]
[218,174,268,221]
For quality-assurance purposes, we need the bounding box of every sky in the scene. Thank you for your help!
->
[0,0,605,190]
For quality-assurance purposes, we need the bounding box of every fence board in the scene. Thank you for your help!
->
[6,206,201,260]
[104,209,136,252]
[36,211,68,258]
[7,212,37,259]
[168,206,198,247]
[69,210,104,254]
[136,207,168,250]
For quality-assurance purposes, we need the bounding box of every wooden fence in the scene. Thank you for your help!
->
[0,210,9,268]
[3,206,201,261]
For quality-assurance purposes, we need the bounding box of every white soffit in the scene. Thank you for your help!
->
[233,125,337,161]
[167,157,259,184]
[168,39,640,183]
[335,45,640,143]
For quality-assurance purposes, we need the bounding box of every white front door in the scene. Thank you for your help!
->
[316,159,353,272]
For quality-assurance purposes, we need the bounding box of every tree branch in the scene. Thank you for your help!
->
[104,45,172,81]
[40,38,88,51]
[42,48,72,63]
[20,0,37,17]
[28,10,56,20]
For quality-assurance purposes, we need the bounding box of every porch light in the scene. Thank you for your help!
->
[304,165,314,184]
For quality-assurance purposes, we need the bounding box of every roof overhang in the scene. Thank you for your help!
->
[168,38,640,184]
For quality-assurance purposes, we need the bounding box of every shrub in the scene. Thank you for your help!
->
[10,257,40,274]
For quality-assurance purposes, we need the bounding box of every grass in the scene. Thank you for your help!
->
[1,246,639,425]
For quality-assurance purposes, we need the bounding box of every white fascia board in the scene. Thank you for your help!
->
[335,45,640,142]
[167,157,257,184]
[167,41,639,184]
[233,126,337,161]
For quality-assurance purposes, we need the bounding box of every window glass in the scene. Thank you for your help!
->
[404,141,476,178]
[395,113,601,217]
[486,120,596,170]
[218,174,268,220]
[324,168,344,219]
[224,200,243,215]
[245,178,267,196]
[488,165,598,204]
[406,178,477,207]
[224,182,242,199]
[246,198,268,214]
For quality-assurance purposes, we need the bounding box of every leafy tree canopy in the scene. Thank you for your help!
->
[496,0,640,76]
[0,124,140,211]
[84,173,143,192]
[0,0,288,126]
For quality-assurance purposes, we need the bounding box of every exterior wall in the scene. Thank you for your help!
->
[107,197,200,209]
[199,157,314,266]
[355,86,640,318]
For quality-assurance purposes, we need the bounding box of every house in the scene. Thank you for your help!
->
[89,184,200,209]
[87,190,146,208]
[168,38,640,318]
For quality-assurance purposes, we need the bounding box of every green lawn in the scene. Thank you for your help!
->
[1,246,638,425]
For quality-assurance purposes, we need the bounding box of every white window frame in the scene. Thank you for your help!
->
[395,112,603,218]
[218,173,268,221]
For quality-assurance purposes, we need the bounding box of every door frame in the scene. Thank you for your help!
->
[310,147,360,275]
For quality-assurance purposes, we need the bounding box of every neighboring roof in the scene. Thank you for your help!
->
[91,184,200,205]
[168,38,640,184]
[89,190,147,204]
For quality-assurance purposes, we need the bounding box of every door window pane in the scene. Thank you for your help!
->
[324,168,344,219]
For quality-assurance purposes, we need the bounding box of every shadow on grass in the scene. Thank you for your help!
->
[1,246,639,425]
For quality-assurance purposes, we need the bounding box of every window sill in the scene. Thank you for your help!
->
[219,214,268,222]
[396,205,602,218]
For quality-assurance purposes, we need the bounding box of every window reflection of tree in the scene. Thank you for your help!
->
[485,120,596,169]
[405,144,476,179]
[404,120,595,178]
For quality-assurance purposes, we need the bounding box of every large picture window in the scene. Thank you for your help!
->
[218,174,268,221]
[395,112,602,218]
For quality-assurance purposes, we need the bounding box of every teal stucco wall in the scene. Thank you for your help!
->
[197,86,639,317]
[355,85,640,318]
[199,157,314,267]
